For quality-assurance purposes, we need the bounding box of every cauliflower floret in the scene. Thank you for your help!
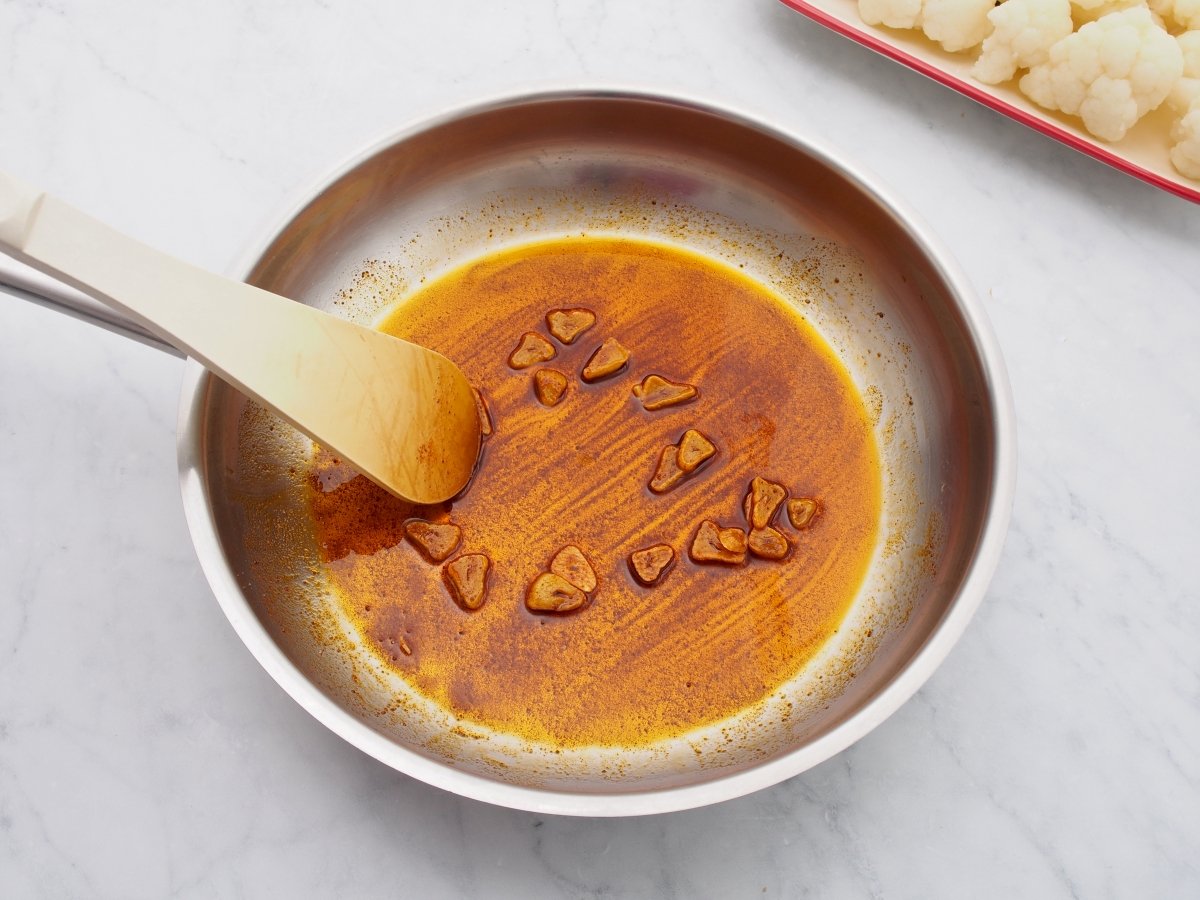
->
[1170,103,1200,177]
[858,0,993,50]
[1071,0,1158,26]
[859,0,924,29]
[973,0,1074,84]
[1168,31,1200,111]
[1149,0,1200,31]
[1019,7,1184,141]
[1070,0,1139,14]
[922,0,996,51]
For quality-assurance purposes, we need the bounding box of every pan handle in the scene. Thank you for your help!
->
[0,172,182,357]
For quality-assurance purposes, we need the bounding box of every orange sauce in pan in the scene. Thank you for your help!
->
[306,237,881,747]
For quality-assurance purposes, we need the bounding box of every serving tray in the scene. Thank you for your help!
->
[778,0,1200,204]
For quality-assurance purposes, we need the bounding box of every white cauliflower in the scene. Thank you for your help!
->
[1009,0,1166,37]
[923,0,997,51]
[1019,7,1184,141]
[858,0,993,51]
[973,0,1074,83]
[1149,0,1200,31]
[1168,30,1200,111]
[1070,0,1137,13]
[859,0,924,29]
[1170,104,1200,176]
[1168,34,1200,180]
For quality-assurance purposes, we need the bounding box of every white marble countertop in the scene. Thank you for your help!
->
[1,0,1197,896]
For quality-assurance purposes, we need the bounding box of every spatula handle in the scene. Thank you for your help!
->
[0,171,181,354]
[0,172,199,354]
[0,168,311,377]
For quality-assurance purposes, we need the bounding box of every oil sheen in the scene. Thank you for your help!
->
[306,237,882,748]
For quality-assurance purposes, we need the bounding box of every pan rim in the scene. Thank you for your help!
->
[176,85,1017,817]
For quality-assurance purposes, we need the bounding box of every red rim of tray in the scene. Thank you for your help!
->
[778,0,1200,204]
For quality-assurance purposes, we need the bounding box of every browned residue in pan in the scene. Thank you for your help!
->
[305,238,881,747]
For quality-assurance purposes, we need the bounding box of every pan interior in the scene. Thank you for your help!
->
[202,96,997,792]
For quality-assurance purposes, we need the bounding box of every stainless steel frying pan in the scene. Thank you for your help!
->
[0,89,1015,816]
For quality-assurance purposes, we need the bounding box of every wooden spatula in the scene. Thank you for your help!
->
[0,171,481,505]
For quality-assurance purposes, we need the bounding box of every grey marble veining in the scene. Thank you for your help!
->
[1,0,1198,896]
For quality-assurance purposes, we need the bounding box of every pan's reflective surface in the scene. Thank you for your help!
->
[178,91,1014,815]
